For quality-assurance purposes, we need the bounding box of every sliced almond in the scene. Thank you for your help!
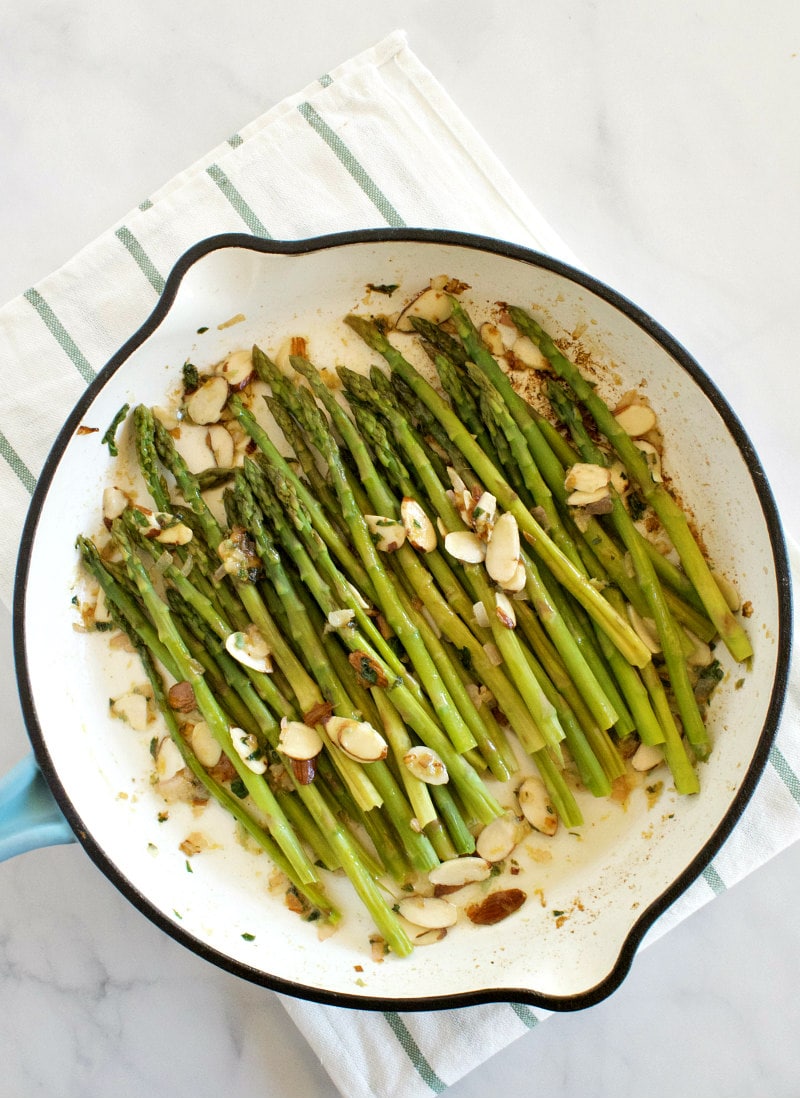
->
[131,504,162,539]
[634,440,663,483]
[400,497,437,552]
[500,559,527,593]
[428,856,491,889]
[111,691,149,731]
[216,348,254,391]
[631,742,664,772]
[185,375,229,425]
[565,463,610,494]
[614,402,657,437]
[482,642,503,666]
[206,424,235,468]
[627,605,661,654]
[154,517,194,546]
[191,720,222,768]
[326,608,355,629]
[397,895,458,929]
[364,514,407,553]
[225,625,273,673]
[327,716,388,763]
[517,776,558,836]
[472,600,491,629]
[475,813,524,863]
[609,460,630,497]
[444,530,487,564]
[510,335,549,371]
[230,727,267,774]
[684,630,714,668]
[403,746,449,785]
[567,486,611,508]
[472,492,496,541]
[479,322,505,356]
[446,468,467,495]
[495,591,517,629]
[395,285,453,332]
[156,736,185,781]
[102,485,130,525]
[484,512,520,584]
[279,719,324,761]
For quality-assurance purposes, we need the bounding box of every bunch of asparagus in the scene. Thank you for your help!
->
[78,287,750,956]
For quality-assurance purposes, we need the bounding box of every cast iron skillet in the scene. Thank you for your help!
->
[9,229,793,1011]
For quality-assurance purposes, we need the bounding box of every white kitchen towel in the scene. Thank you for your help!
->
[0,28,796,1098]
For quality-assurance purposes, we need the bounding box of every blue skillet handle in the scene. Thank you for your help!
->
[0,753,74,862]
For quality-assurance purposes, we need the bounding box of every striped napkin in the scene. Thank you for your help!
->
[1,29,797,1098]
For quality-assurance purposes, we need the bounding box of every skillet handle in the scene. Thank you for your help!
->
[0,753,74,862]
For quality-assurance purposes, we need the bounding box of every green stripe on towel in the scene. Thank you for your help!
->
[297,101,406,227]
[0,429,36,494]
[510,1002,540,1029]
[770,744,800,808]
[702,863,726,894]
[23,288,96,385]
[382,1012,446,1093]
[205,164,271,237]
[115,227,166,294]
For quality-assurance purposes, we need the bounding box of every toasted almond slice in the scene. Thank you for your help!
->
[609,460,630,497]
[495,590,517,629]
[131,504,162,538]
[479,322,505,356]
[156,736,185,781]
[397,895,458,929]
[403,746,449,785]
[111,691,149,731]
[614,402,657,437]
[186,375,229,425]
[102,485,130,525]
[364,514,407,552]
[326,609,355,629]
[327,716,388,763]
[482,641,503,666]
[627,605,661,654]
[216,348,254,390]
[517,776,558,836]
[428,856,492,889]
[395,285,453,332]
[155,519,194,546]
[444,530,487,564]
[231,727,267,774]
[472,492,497,541]
[475,813,524,862]
[565,462,611,494]
[631,742,664,772]
[684,629,714,667]
[225,627,273,673]
[206,424,235,468]
[567,486,611,508]
[484,512,520,584]
[279,719,324,761]
[511,334,550,371]
[446,467,467,495]
[634,439,663,483]
[472,600,491,629]
[191,721,222,768]
[401,497,437,552]
[500,559,527,593]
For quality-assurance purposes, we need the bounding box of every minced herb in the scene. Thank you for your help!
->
[230,777,248,799]
[182,361,200,394]
[367,283,399,296]
[242,932,255,941]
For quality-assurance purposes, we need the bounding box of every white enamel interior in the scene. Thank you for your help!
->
[20,237,785,1007]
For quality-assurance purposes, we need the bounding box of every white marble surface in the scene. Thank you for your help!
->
[1,2,798,1096]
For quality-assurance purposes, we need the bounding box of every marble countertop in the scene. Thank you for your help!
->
[1,2,798,1095]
